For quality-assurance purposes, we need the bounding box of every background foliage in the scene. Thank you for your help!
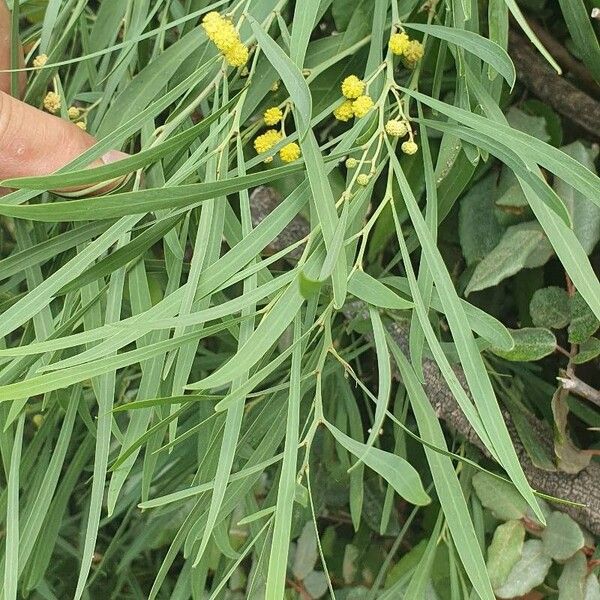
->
[0,0,599,598]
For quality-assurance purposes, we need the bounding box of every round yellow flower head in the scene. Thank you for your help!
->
[224,42,249,67]
[404,40,424,66]
[68,106,80,119]
[333,100,355,122]
[345,157,358,169]
[401,140,418,155]
[76,121,87,131]
[280,142,301,163]
[352,95,374,118]
[357,173,370,186]
[43,91,61,113]
[389,32,410,56]
[254,129,282,154]
[32,414,44,429]
[263,106,283,126]
[385,119,408,137]
[33,53,48,68]
[341,75,365,99]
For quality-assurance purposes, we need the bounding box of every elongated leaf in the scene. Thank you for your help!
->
[325,422,430,506]
[406,23,515,87]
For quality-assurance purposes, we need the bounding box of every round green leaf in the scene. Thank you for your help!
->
[492,327,556,362]
[486,520,526,589]
[494,540,552,598]
[530,286,571,329]
[541,512,585,561]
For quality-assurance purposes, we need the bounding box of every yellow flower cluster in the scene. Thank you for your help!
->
[385,119,408,138]
[389,32,410,56]
[263,106,283,126]
[280,142,301,163]
[43,91,61,113]
[389,31,424,68]
[254,129,282,154]
[202,11,249,67]
[352,95,373,118]
[401,140,418,155]
[357,173,370,186]
[33,53,48,68]
[341,75,365,99]
[333,100,355,122]
[333,76,374,121]
[68,106,80,119]
[253,129,301,163]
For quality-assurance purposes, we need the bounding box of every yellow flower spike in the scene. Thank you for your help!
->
[263,106,283,126]
[403,40,424,67]
[351,95,374,118]
[202,11,243,57]
[280,142,301,163]
[43,91,61,113]
[401,140,418,155]
[68,106,80,119]
[357,173,370,186]
[385,119,408,137]
[254,129,282,154]
[333,100,355,122]
[341,75,365,99]
[224,42,249,67]
[345,157,358,169]
[33,53,48,68]
[389,32,410,56]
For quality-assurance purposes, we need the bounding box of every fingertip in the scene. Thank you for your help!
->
[101,150,130,165]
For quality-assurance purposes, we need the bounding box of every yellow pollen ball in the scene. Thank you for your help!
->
[33,53,48,68]
[43,91,61,113]
[254,129,282,154]
[352,95,374,118]
[68,106,80,119]
[76,121,87,130]
[402,141,419,155]
[403,40,424,67]
[280,142,301,163]
[385,119,408,137]
[224,42,249,67]
[357,173,370,186]
[389,32,410,56]
[345,158,358,169]
[333,100,355,122]
[341,75,365,99]
[263,106,283,126]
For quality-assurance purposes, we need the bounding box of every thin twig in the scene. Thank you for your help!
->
[558,373,600,409]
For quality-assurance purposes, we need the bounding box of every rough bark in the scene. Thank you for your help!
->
[509,30,600,139]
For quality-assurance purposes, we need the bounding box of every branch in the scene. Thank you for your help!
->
[558,373,600,409]
[251,190,600,537]
[509,30,600,139]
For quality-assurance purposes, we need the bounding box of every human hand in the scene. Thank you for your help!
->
[0,1,127,195]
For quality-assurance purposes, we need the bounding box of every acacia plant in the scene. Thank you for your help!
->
[0,0,599,598]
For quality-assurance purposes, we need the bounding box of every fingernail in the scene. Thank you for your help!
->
[101,150,129,165]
